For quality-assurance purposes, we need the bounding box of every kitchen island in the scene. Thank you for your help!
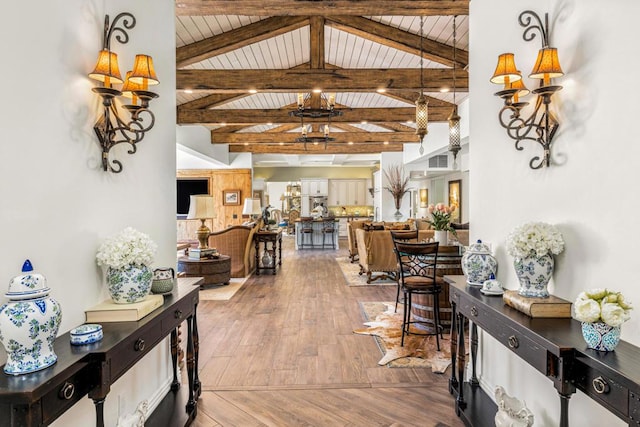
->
[294,218,340,250]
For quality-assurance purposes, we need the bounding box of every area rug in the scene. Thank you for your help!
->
[354,301,452,372]
[336,257,396,286]
[199,277,248,301]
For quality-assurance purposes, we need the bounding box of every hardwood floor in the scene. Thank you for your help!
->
[192,235,463,427]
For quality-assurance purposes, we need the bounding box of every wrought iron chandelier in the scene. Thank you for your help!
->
[490,10,564,169]
[448,16,461,167]
[289,92,342,150]
[415,15,428,155]
[88,12,160,173]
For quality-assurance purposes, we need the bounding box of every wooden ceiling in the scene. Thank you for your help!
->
[175,0,469,156]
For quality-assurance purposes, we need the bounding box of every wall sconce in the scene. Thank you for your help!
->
[490,10,563,169]
[88,13,160,173]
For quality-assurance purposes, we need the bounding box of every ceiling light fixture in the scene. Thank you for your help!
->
[491,10,564,169]
[88,12,159,173]
[415,15,428,155]
[448,16,462,168]
[289,92,343,150]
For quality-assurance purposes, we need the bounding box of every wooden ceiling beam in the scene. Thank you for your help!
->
[178,93,249,110]
[175,1,469,16]
[310,16,324,69]
[327,16,467,68]
[229,142,403,154]
[179,106,452,125]
[211,132,417,144]
[377,122,417,133]
[176,68,468,92]
[176,16,309,68]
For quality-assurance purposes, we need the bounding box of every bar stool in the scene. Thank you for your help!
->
[390,229,419,312]
[392,240,443,349]
[321,219,336,249]
[299,217,315,249]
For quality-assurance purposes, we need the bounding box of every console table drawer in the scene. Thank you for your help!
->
[160,296,196,333]
[110,325,164,379]
[42,362,95,424]
[574,359,628,418]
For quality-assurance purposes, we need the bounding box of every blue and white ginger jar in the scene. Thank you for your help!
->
[461,240,498,286]
[0,260,62,375]
[106,264,153,304]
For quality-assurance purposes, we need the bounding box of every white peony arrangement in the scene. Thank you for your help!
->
[506,222,565,258]
[96,227,157,269]
[573,289,633,327]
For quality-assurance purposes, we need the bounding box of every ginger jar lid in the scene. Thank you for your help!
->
[6,260,50,300]
[467,239,492,255]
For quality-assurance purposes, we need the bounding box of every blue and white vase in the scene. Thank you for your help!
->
[106,264,153,304]
[461,240,498,287]
[0,260,62,375]
[514,252,554,297]
[581,321,621,352]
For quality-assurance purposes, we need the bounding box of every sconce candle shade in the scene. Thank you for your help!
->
[187,195,216,249]
[529,47,563,86]
[490,53,521,85]
[507,75,530,101]
[129,54,159,87]
[88,49,123,85]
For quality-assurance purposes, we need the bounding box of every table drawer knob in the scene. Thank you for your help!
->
[470,306,478,317]
[134,338,145,352]
[174,310,183,319]
[593,376,610,394]
[508,335,519,349]
[59,382,75,400]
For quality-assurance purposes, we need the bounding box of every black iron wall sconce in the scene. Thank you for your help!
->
[88,12,160,173]
[490,10,563,169]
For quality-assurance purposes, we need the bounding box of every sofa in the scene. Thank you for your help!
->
[355,227,469,284]
[207,224,258,278]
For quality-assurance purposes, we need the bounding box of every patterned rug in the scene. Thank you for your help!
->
[199,277,248,301]
[355,301,452,372]
[336,257,396,286]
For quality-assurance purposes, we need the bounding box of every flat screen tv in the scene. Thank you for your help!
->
[177,179,209,216]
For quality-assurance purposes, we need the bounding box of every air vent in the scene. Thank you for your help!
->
[428,155,449,168]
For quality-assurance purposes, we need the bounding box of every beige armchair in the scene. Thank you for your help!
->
[208,224,258,278]
[346,219,368,263]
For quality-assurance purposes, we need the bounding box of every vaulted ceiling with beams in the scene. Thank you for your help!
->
[175,1,469,165]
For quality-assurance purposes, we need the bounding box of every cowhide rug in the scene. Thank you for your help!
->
[354,301,453,372]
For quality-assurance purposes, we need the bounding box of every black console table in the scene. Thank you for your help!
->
[445,275,640,427]
[0,277,202,427]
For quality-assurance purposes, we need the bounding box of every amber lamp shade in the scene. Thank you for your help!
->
[88,49,123,86]
[121,71,145,102]
[529,47,564,86]
[129,54,159,90]
[490,53,522,85]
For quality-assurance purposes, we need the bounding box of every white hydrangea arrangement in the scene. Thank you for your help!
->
[96,227,157,269]
[506,222,565,258]
[573,289,633,327]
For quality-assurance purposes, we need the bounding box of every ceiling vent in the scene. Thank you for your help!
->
[428,154,449,169]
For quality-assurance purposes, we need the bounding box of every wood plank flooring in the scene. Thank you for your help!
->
[192,235,464,427]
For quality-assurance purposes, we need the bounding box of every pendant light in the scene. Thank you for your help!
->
[415,15,428,155]
[448,16,461,168]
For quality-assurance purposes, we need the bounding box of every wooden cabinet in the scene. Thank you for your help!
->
[301,179,328,196]
[328,179,368,206]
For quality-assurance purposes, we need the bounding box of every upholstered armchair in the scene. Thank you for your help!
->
[207,224,258,278]
[346,219,368,263]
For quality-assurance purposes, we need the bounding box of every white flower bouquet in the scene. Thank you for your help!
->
[573,289,633,327]
[96,227,157,269]
[506,222,565,258]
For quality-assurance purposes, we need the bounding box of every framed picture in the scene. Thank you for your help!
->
[223,189,241,206]
[419,188,429,208]
[252,190,264,205]
[448,180,461,223]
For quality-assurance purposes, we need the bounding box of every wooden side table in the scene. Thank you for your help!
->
[178,255,231,286]
[253,230,282,275]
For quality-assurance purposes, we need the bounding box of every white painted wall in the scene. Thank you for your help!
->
[0,1,176,424]
[471,1,638,425]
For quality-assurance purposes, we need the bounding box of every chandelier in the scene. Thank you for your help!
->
[448,15,461,167]
[415,15,428,155]
[289,92,342,150]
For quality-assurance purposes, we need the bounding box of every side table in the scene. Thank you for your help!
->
[253,230,282,275]
[178,255,231,286]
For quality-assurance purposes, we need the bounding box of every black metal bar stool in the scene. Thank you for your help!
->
[321,218,336,249]
[299,217,315,249]
[390,229,419,312]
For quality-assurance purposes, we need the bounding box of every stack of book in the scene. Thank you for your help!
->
[85,294,164,322]
[188,248,218,260]
[502,290,572,318]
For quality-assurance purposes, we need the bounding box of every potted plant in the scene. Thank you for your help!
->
[427,203,457,243]
[96,227,157,304]
[573,289,632,351]
[383,164,410,220]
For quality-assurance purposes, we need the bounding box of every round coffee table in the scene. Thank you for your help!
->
[177,255,231,287]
